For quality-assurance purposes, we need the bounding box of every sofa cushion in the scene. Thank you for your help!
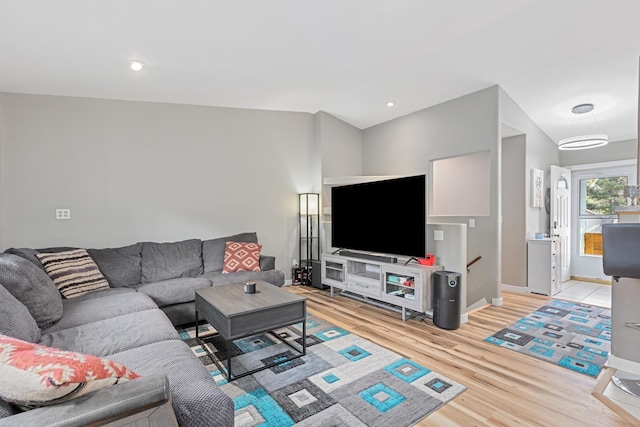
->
[87,244,142,288]
[44,292,158,334]
[0,399,18,418]
[140,239,203,283]
[39,309,180,358]
[222,241,262,274]
[110,340,234,427]
[0,254,63,328]
[0,335,139,408]
[202,269,285,287]
[36,249,110,299]
[0,285,41,343]
[61,286,136,303]
[136,277,211,307]
[3,248,43,270]
[202,232,258,272]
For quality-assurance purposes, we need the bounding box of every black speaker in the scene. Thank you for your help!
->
[432,271,461,330]
[311,260,326,289]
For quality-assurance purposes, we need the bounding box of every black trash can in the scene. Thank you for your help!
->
[432,270,461,330]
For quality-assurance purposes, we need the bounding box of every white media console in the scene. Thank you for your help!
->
[321,252,439,321]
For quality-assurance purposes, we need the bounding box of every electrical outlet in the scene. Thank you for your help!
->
[434,230,444,241]
[56,209,71,220]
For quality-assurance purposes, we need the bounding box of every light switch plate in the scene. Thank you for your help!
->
[469,218,475,228]
[434,230,444,241]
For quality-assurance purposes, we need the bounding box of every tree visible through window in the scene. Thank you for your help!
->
[584,177,627,215]
[579,176,627,256]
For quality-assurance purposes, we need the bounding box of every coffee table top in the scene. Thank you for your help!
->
[196,281,305,318]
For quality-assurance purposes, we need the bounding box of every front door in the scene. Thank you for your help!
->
[551,165,571,282]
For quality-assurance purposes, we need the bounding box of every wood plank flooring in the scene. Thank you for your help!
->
[285,286,633,426]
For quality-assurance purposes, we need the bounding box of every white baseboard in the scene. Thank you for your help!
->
[467,298,488,312]
[501,283,529,294]
[460,312,469,324]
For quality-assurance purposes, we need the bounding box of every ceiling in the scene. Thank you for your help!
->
[1,0,640,145]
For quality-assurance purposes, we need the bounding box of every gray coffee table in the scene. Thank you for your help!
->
[195,281,307,381]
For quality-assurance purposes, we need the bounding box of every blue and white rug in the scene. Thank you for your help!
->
[485,300,611,377]
[178,314,466,426]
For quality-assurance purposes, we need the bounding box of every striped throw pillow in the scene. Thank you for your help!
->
[36,249,109,298]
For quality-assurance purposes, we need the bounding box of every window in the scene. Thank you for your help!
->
[578,176,627,255]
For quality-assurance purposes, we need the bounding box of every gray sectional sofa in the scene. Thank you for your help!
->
[0,232,285,426]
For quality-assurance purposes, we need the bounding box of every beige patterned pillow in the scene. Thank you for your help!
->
[36,249,109,298]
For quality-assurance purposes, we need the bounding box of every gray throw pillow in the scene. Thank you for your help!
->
[0,254,63,328]
[202,232,258,272]
[87,244,142,287]
[3,247,43,270]
[140,239,203,283]
[0,283,41,343]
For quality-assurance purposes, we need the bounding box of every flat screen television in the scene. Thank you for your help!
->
[331,175,426,258]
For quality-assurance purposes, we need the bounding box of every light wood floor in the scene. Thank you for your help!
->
[285,286,633,427]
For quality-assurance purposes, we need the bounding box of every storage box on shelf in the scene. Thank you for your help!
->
[321,253,438,321]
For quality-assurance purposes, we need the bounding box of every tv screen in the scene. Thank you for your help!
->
[331,175,426,258]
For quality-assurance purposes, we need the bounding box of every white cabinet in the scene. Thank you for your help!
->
[527,238,561,296]
[322,253,437,320]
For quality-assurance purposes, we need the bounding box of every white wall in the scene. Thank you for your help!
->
[361,87,501,307]
[0,93,315,277]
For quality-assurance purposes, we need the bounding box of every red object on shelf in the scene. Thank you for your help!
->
[418,254,435,266]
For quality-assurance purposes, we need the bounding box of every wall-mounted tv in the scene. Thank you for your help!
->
[331,175,426,258]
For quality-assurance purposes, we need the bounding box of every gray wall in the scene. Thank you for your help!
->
[361,86,501,307]
[560,138,637,167]
[315,111,363,251]
[498,88,559,290]
[0,93,315,276]
[498,88,559,240]
[501,135,526,287]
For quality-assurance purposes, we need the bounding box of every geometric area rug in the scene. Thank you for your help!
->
[485,300,611,378]
[178,314,466,426]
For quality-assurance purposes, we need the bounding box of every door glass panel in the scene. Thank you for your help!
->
[578,176,626,255]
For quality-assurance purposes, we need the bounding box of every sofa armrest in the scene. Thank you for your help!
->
[0,375,176,427]
[260,255,276,271]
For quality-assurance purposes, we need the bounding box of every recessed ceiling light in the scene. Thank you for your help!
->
[386,101,395,107]
[129,61,145,71]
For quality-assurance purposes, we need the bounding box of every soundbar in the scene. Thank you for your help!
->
[339,250,398,264]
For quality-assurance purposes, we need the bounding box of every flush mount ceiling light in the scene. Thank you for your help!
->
[386,101,395,107]
[129,61,145,71]
[558,103,608,150]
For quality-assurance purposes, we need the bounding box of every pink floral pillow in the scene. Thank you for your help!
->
[222,241,262,274]
[0,335,139,408]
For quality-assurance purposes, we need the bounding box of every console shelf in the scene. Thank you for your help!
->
[321,253,438,321]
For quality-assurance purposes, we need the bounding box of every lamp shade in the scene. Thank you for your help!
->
[558,134,608,150]
[299,193,319,215]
